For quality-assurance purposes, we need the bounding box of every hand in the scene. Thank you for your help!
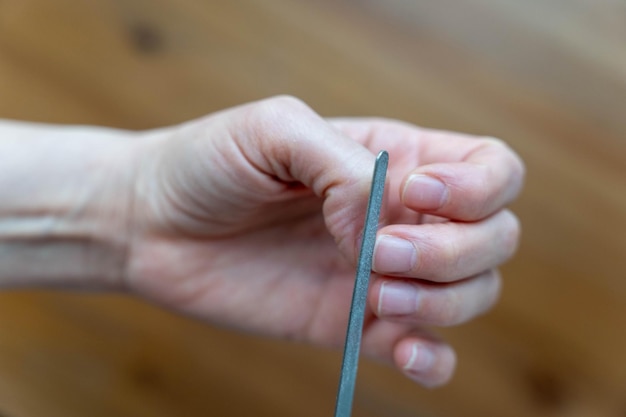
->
[124,96,524,387]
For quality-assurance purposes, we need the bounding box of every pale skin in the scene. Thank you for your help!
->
[0,95,524,388]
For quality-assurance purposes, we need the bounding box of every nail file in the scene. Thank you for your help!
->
[334,150,389,417]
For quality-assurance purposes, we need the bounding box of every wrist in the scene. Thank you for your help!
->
[0,120,139,290]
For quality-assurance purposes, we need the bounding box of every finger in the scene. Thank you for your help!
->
[330,119,525,221]
[402,137,525,221]
[360,321,456,387]
[394,335,457,387]
[369,270,502,327]
[225,96,378,261]
[372,210,520,281]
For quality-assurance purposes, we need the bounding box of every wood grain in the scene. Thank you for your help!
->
[0,0,624,416]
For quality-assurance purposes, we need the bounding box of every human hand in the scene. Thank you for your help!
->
[124,96,524,387]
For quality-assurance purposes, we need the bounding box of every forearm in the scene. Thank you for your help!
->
[0,120,136,289]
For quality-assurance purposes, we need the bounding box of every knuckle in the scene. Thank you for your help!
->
[479,136,512,155]
[449,162,493,220]
[418,270,503,327]
[417,233,461,282]
[482,136,526,195]
[269,94,309,109]
[438,289,464,325]
[416,286,463,326]
[247,95,311,130]
[242,95,316,163]
[441,231,466,281]
[480,136,507,146]
[256,95,312,121]
[245,95,319,151]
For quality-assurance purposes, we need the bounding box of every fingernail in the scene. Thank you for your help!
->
[377,281,420,316]
[404,175,448,210]
[403,343,435,373]
[373,235,417,274]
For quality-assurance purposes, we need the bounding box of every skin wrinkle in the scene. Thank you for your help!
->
[98,144,135,290]
[446,226,468,280]
[135,134,187,231]
[147,122,301,237]
[73,143,132,289]
[231,133,288,196]
[439,286,462,326]
[243,99,365,207]
[324,121,390,257]
[245,97,317,185]
[415,231,450,281]
[327,192,368,263]
[459,138,496,163]
[341,120,423,227]
[208,139,281,206]
[158,170,213,233]
[225,124,326,232]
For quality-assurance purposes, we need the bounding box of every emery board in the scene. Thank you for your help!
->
[334,150,389,417]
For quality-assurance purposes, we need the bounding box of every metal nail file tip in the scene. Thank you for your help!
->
[334,150,389,417]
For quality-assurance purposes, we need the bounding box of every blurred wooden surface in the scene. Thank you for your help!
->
[0,0,625,416]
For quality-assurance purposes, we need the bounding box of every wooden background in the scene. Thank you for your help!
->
[0,0,625,416]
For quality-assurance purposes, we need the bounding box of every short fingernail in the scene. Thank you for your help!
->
[403,343,435,373]
[377,281,420,316]
[404,175,448,210]
[373,235,417,274]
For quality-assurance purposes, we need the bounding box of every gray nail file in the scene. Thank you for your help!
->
[334,150,389,417]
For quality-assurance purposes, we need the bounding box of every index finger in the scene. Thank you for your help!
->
[331,118,525,221]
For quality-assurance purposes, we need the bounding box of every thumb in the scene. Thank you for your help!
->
[226,96,378,261]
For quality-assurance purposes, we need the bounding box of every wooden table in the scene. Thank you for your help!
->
[0,0,624,416]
